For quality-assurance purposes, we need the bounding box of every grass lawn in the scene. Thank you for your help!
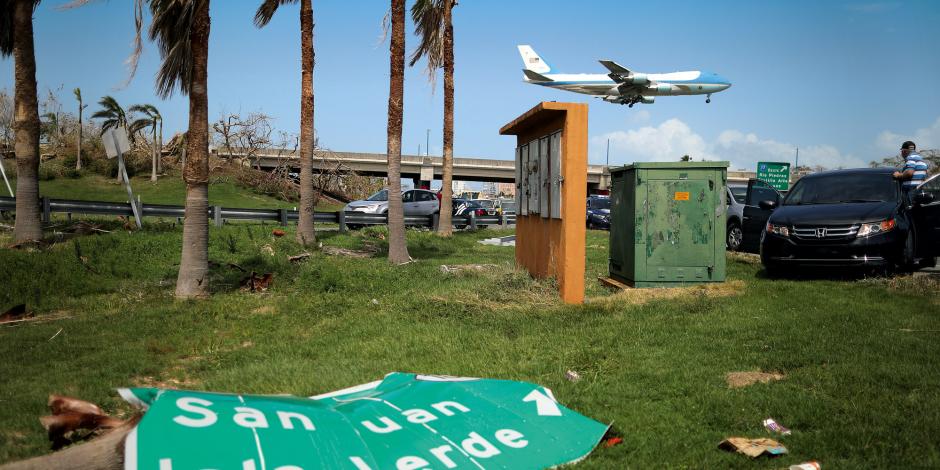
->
[2,173,343,211]
[1,223,939,468]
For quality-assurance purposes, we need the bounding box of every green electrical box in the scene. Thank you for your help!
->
[608,161,728,287]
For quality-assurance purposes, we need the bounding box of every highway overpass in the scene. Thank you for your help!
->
[212,148,756,192]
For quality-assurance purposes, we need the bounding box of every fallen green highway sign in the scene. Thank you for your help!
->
[120,372,609,469]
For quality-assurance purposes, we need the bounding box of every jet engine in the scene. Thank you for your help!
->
[649,83,673,94]
[639,96,655,104]
[622,73,649,85]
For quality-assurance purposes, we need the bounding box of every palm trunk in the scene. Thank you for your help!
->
[150,124,157,182]
[175,0,211,299]
[12,0,43,243]
[157,119,162,173]
[76,100,82,171]
[437,0,455,236]
[386,0,410,264]
[295,0,316,246]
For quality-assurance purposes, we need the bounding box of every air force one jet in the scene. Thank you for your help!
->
[518,45,731,107]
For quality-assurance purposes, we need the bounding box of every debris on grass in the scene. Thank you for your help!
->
[592,279,745,306]
[252,305,276,315]
[272,229,286,237]
[48,328,63,341]
[40,395,125,450]
[261,244,275,256]
[323,246,376,258]
[564,370,582,382]
[0,304,29,323]
[371,298,379,305]
[289,252,312,262]
[789,462,821,470]
[240,272,274,292]
[718,437,787,458]
[440,264,498,274]
[726,371,785,388]
[603,437,623,448]
[763,418,791,435]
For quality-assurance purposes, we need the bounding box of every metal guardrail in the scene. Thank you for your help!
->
[0,196,516,232]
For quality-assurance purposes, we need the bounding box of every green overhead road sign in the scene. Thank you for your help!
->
[757,161,791,191]
[120,372,609,469]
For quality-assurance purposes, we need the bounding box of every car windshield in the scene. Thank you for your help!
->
[589,198,611,210]
[729,186,747,204]
[784,173,898,205]
[476,200,494,208]
[366,190,388,202]
[502,202,516,211]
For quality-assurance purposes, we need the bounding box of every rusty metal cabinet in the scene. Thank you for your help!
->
[609,162,729,287]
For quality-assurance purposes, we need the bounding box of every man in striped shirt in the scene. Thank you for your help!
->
[892,140,928,191]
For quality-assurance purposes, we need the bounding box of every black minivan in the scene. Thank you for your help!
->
[748,168,939,272]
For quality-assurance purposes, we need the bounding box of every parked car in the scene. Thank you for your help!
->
[725,184,748,250]
[453,198,488,229]
[586,195,611,230]
[500,199,517,216]
[754,168,939,273]
[344,189,440,216]
[471,199,499,216]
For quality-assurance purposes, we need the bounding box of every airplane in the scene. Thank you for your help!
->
[517,45,731,107]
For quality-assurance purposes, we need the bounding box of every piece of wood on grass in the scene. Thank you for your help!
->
[2,417,138,470]
[288,252,312,263]
[0,304,30,324]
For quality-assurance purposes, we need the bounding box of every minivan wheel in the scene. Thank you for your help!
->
[727,222,743,251]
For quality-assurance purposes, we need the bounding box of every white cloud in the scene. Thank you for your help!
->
[592,118,866,170]
[875,117,940,153]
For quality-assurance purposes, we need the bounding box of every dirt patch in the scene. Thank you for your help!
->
[133,375,200,389]
[861,274,940,305]
[725,371,785,388]
[322,246,377,258]
[728,252,761,264]
[440,264,498,275]
[252,305,277,315]
[590,280,745,306]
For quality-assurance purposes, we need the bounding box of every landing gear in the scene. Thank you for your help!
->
[705,94,712,104]
[628,103,634,108]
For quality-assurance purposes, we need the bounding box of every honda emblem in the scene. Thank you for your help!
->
[815,228,826,238]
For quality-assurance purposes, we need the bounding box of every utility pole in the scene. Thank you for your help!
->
[426,129,430,157]
[606,138,610,167]
[795,146,799,177]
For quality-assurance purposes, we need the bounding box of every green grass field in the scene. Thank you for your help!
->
[2,173,343,211]
[1,221,939,467]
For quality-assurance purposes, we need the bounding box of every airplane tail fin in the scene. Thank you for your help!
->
[517,45,552,74]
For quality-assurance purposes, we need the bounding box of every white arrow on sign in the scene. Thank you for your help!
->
[523,389,562,416]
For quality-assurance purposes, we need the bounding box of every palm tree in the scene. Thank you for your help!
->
[255,0,317,246]
[144,0,212,298]
[92,95,132,182]
[41,111,62,147]
[410,0,456,236]
[386,0,410,264]
[1,0,44,243]
[91,95,130,135]
[76,0,211,296]
[129,103,161,181]
[73,87,86,170]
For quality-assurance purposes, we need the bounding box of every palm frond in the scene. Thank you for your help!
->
[254,0,297,28]
[128,117,154,135]
[149,0,206,98]
[1,0,42,57]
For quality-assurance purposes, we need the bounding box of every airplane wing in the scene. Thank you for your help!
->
[598,60,632,76]
[522,69,553,82]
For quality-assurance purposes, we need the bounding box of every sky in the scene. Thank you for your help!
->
[2,0,940,174]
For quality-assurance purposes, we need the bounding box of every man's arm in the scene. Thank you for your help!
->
[893,168,915,180]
